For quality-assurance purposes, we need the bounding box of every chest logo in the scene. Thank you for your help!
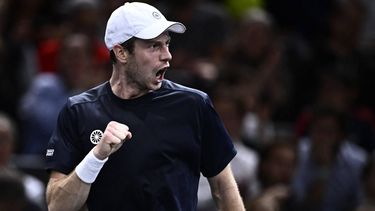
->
[90,130,103,145]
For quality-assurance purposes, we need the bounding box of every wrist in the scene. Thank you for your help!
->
[75,149,108,184]
[93,146,109,160]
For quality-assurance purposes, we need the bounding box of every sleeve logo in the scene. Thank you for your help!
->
[46,149,54,156]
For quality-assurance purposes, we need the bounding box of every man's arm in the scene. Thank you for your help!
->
[46,171,90,211]
[46,121,132,211]
[208,164,246,211]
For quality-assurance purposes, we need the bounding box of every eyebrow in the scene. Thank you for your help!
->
[147,34,171,43]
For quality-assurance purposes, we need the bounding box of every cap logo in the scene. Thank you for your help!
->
[152,11,161,19]
[46,149,54,156]
[90,129,103,145]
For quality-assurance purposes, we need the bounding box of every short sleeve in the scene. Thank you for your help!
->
[45,102,83,174]
[200,96,236,178]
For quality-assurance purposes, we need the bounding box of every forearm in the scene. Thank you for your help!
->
[46,172,91,211]
[209,165,246,211]
[211,182,245,211]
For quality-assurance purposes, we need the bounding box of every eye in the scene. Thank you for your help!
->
[148,39,170,50]
[165,40,170,47]
[150,42,161,49]
[151,43,158,48]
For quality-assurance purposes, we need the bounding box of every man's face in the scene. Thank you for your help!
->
[124,32,172,92]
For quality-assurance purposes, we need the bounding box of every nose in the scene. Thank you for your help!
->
[160,45,172,62]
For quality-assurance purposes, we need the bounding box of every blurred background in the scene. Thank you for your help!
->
[0,0,374,210]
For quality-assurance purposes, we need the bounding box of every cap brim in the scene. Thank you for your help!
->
[135,21,186,40]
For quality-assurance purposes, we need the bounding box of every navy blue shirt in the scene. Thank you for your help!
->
[46,80,236,211]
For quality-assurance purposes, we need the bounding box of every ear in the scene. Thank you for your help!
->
[113,45,128,63]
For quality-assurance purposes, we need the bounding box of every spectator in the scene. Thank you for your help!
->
[302,0,370,112]
[163,0,232,92]
[292,107,367,211]
[295,71,375,153]
[0,112,46,210]
[356,153,375,211]
[223,8,293,149]
[248,140,297,211]
[18,32,109,155]
[0,0,33,123]
[0,171,27,211]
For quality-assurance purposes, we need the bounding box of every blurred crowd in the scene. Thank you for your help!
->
[1,0,375,210]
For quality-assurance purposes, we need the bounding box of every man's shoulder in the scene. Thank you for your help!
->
[162,80,209,100]
[67,82,109,107]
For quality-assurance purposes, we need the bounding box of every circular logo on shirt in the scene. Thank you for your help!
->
[152,11,161,19]
[90,130,103,145]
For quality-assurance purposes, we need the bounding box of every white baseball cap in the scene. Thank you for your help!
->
[104,2,186,50]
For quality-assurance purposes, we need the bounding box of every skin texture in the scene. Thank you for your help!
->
[208,165,246,211]
[46,32,245,211]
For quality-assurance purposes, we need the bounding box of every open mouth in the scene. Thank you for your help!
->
[156,68,168,80]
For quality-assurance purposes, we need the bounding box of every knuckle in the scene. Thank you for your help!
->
[105,127,114,135]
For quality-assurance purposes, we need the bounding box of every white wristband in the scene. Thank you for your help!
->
[75,149,108,184]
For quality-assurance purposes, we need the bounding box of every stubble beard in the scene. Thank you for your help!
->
[125,61,155,95]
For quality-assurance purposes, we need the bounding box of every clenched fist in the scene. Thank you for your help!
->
[93,121,132,160]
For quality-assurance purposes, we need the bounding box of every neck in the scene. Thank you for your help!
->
[109,66,148,99]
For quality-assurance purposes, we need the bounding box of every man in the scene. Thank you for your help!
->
[45,2,245,211]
